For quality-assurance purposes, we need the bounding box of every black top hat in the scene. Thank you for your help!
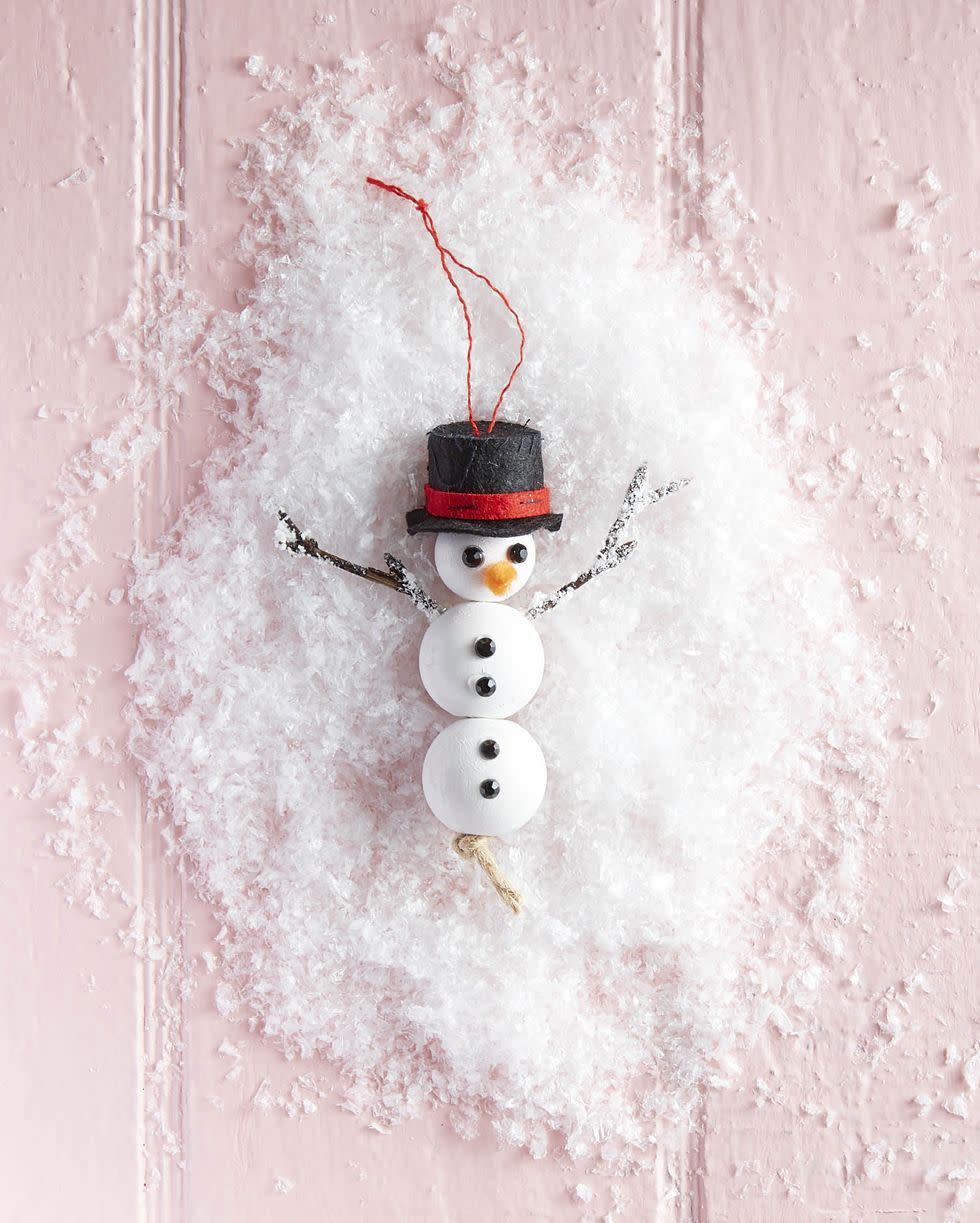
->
[406,421,563,537]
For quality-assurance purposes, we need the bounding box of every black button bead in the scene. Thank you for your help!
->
[474,676,496,697]
[479,738,500,759]
[462,545,484,568]
[507,542,529,564]
[479,779,501,799]
[474,636,496,658]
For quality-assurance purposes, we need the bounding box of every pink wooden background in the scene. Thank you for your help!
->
[3,1,978,1219]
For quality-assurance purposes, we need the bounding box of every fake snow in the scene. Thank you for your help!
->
[863,1139,896,1181]
[119,44,889,1166]
[7,31,890,1171]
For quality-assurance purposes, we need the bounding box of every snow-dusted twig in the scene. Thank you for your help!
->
[526,467,690,619]
[382,553,446,619]
[276,510,445,619]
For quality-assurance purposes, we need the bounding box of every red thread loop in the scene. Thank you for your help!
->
[366,176,526,436]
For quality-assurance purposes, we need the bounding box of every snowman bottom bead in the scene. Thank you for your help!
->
[422,717,547,836]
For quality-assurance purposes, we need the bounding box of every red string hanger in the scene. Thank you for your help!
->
[366,177,526,437]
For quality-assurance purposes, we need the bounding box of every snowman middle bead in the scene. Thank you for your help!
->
[420,549,543,718]
[406,422,562,839]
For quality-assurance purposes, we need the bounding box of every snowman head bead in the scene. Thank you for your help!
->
[433,531,536,601]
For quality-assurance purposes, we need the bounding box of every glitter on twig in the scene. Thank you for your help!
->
[527,468,690,618]
[276,509,445,619]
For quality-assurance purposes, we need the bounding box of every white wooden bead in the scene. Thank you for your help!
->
[434,532,535,602]
[419,602,544,718]
[422,717,547,835]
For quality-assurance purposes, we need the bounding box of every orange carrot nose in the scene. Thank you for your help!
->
[483,560,517,596]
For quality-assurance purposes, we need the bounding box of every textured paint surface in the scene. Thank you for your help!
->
[2,3,978,1221]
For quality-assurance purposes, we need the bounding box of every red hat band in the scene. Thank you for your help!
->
[423,485,551,522]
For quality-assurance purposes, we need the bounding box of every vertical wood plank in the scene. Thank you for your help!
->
[697,2,980,1218]
[133,3,190,1218]
[0,3,145,1219]
[172,3,694,1219]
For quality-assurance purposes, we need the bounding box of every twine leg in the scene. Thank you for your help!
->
[452,834,523,915]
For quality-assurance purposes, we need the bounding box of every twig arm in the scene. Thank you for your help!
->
[382,553,445,619]
[526,469,689,619]
[276,510,445,619]
[528,540,638,617]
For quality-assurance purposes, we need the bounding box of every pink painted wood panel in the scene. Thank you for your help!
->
[1,5,144,1221]
[700,4,980,1218]
[2,2,977,1220]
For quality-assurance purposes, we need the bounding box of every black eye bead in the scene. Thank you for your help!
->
[474,636,496,658]
[479,738,500,759]
[462,545,484,568]
[474,676,496,697]
[480,779,501,799]
[507,542,529,564]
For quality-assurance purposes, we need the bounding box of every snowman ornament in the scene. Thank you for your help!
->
[278,419,686,912]
[278,180,688,913]
[412,421,557,853]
